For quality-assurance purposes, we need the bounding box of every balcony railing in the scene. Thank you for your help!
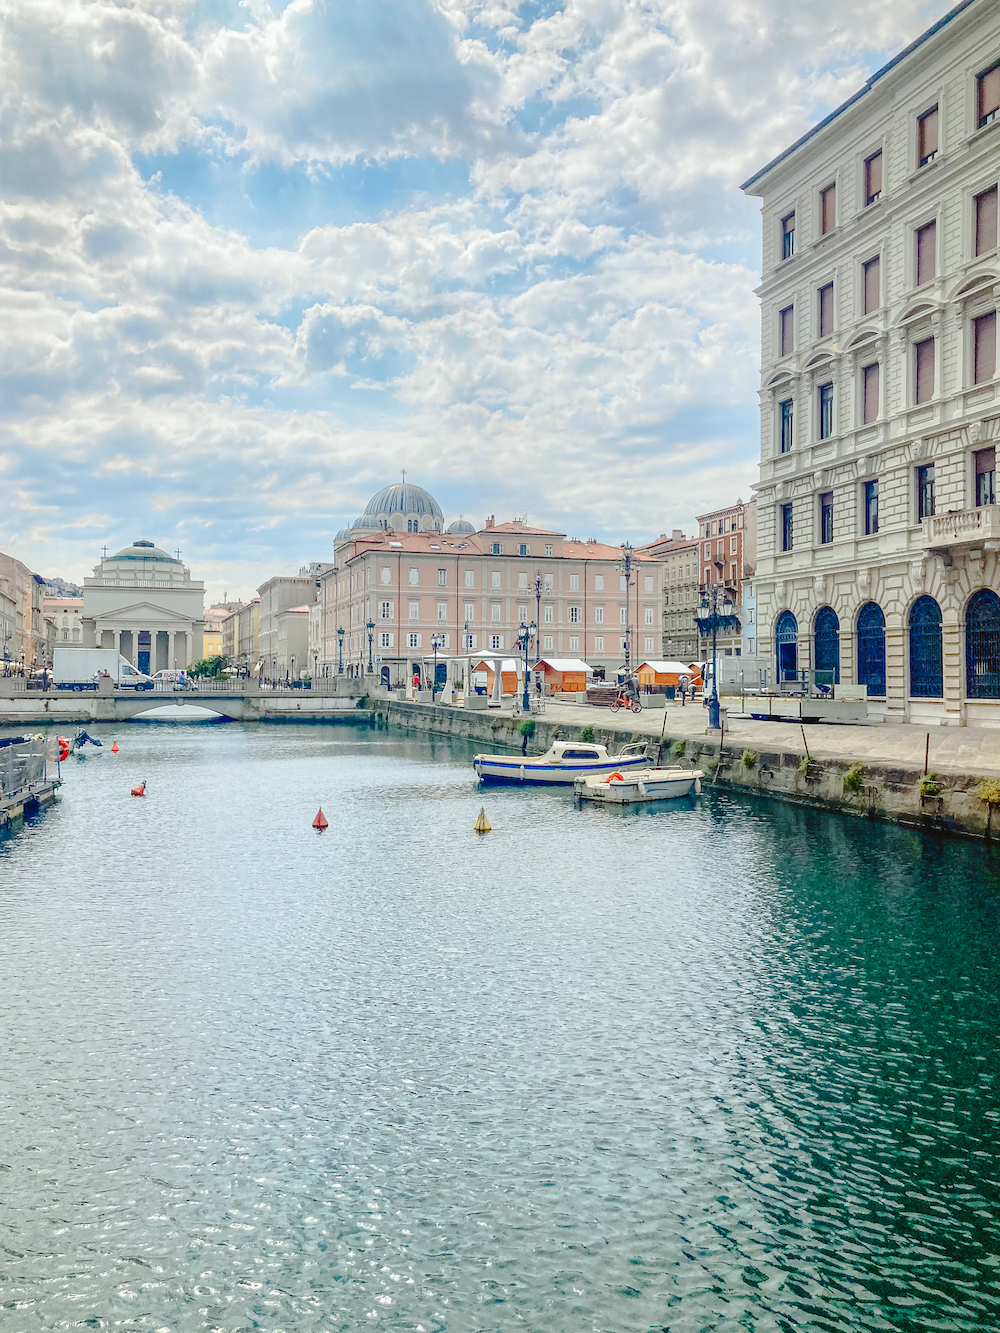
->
[923,505,1000,548]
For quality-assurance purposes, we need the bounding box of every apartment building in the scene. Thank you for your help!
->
[637,529,701,662]
[323,482,664,682]
[258,565,331,680]
[742,0,1000,723]
[1,552,48,668]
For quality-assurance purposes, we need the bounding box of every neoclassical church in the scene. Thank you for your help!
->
[82,541,205,672]
[335,479,475,543]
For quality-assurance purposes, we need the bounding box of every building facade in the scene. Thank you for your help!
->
[322,483,664,682]
[637,530,701,662]
[82,541,205,671]
[743,0,1000,723]
[0,552,44,668]
[694,498,757,659]
[258,567,330,681]
[44,597,84,653]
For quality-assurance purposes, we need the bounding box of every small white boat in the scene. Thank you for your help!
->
[473,740,650,785]
[574,766,703,804]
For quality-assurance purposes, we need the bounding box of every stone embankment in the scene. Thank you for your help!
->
[372,695,1000,843]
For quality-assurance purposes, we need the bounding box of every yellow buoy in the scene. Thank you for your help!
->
[474,806,491,834]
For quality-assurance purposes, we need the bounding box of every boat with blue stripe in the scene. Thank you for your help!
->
[473,740,651,785]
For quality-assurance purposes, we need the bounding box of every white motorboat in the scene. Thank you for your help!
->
[574,766,703,804]
[473,740,650,785]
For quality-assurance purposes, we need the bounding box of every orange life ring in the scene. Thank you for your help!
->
[608,771,625,782]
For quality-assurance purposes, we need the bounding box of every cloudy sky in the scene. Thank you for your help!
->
[1,0,936,601]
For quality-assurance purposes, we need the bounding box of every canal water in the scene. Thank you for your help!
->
[2,722,1000,1332]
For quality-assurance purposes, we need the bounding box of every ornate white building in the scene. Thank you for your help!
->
[742,0,1000,725]
[82,541,205,672]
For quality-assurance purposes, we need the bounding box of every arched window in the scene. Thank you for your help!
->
[966,589,1000,698]
[775,610,798,681]
[909,596,943,698]
[813,606,840,685]
[857,602,886,696]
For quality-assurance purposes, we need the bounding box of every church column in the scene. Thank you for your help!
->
[168,630,176,669]
[113,630,121,659]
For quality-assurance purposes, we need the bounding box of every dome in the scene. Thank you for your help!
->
[109,539,179,563]
[363,482,443,520]
[334,527,354,542]
[447,517,476,535]
[351,514,383,531]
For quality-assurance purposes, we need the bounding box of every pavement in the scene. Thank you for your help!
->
[509,697,1000,778]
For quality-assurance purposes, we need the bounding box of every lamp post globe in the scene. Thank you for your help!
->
[430,632,445,700]
[518,620,536,712]
[366,619,375,675]
[337,625,345,674]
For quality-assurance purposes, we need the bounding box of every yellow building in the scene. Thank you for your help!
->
[203,604,238,660]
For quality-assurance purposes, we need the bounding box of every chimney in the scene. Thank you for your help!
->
[671,528,684,541]
[485,515,494,529]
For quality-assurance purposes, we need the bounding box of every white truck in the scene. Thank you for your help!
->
[52,648,153,690]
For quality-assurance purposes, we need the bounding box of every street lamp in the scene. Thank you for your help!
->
[695,565,738,730]
[518,620,537,713]
[430,632,445,700]
[366,619,375,675]
[533,571,542,645]
[617,542,635,676]
[337,625,345,674]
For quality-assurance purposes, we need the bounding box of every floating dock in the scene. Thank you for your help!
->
[0,737,60,833]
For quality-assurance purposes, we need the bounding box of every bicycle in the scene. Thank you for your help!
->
[610,692,642,714]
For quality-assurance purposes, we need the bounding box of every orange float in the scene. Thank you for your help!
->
[608,772,625,782]
[312,807,328,831]
[131,781,146,797]
[57,736,70,761]
[111,741,119,753]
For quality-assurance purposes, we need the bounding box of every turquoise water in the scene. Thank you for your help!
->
[2,722,1000,1332]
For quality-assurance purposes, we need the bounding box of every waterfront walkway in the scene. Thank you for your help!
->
[489,697,1000,778]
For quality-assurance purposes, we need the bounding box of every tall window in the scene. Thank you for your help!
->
[915,337,935,403]
[778,399,793,452]
[864,479,879,535]
[781,502,793,552]
[775,610,798,680]
[594,605,604,625]
[863,256,880,314]
[781,212,795,259]
[818,382,834,439]
[916,220,936,285]
[818,282,834,337]
[569,574,579,592]
[464,602,476,622]
[857,602,886,696]
[814,606,840,685]
[974,311,997,384]
[408,568,419,586]
[464,569,475,587]
[517,543,529,556]
[976,446,996,506]
[909,596,943,698]
[779,305,794,356]
[436,602,447,622]
[978,63,1000,128]
[437,568,447,586]
[917,463,936,520]
[820,183,836,234]
[917,106,938,167]
[864,150,882,205]
[966,589,1000,698]
[820,491,834,544]
[409,600,419,620]
[975,186,998,256]
[569,605,580,623]
[862,362,880,424]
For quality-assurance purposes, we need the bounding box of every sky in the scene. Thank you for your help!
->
[0,0,939,602]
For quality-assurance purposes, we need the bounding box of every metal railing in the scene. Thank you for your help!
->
[0,739,47,799]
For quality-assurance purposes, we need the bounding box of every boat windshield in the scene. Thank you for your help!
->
[561,749,600,759]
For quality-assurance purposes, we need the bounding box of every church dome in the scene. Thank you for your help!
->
[334,527,354,542]
[351,513,383,531]
[447,516,476,535]
[363,482,443,521]
[109,539,180,563]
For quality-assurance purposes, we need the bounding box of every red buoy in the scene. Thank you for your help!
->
[312,807,328,831]
[111,741,119,753]
[131,781,146,797]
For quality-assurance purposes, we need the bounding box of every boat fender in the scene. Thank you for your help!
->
[637,780,646,797]
[695,777,702,794]
[519,764,525,782]
[608,771,624,782]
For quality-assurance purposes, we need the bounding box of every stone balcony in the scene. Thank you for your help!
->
[923,506,1000,552]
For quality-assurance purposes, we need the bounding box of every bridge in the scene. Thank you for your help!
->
[0,680,373,725]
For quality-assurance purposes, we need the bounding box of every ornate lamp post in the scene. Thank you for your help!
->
[366,618,375,675]
[518,620,537,713]
[533,571,542,644]
[694,564,739,730]
[617,542,634,676]
[430,632,445,700]
[337,625,344,674]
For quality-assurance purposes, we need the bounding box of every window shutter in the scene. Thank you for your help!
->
[915,337,935,403]
[974,311,997,385]
[916,221,936,286]
[979,65,1000,126]
[917,107,938,165]
[976,446,996,474]
[975,186,998,257]
[863,256,880,314]
[820,184,836,234]
[863,363,879,424]
[779,305,794,356]
[865,151,882,204]
[819,283,833,337]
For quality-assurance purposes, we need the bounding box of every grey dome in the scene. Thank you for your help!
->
[334,527,354,541]
[351,514,383,530]
[447,517,476,535]
[109,539,179,563]
[363,482,443,520]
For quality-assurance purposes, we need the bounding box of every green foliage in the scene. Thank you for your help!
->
[920,774,942,798]
[579,725,595,743]
[703,755,718,772]
[670,738,686,757]
[798,754,811,776]
[741,749,758,770]
[519,720,536,738]
[189,654,227,678]
[977,778,1000,805]
[843,762,864,795]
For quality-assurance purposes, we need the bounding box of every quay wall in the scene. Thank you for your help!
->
[373,699,1000,844]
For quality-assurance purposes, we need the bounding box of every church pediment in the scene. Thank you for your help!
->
[91,600,195,624]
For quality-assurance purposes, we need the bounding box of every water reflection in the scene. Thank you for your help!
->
[1,723,999,1331]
